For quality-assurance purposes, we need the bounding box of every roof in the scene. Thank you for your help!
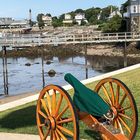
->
[0,18,13,25]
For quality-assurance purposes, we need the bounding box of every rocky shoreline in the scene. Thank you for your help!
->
[84,44,140,58]
[0,43,140,59]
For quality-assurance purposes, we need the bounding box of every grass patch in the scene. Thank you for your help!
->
[0,68,140,139]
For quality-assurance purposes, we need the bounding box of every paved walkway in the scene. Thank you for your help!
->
[0,133,41,140]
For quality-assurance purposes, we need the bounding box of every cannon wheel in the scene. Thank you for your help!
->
[94,78,138,140]
[36,85,79,140]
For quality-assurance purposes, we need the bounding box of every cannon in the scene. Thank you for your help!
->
[36,73,138,140]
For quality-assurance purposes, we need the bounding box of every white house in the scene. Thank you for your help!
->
[97,10,102,20]
[75,13,88,25]
[9,20,29,28]
[0,17,30,29]
[123,0,140,32]
[0,17,13,28]
[63,14,73,25]
[42,15,52,26]
[108,10,122,19]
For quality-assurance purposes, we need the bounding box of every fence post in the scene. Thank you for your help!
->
[123,41,127,67]
[41,46,45,88]
[84,44,88,79]
[2,46,9,95]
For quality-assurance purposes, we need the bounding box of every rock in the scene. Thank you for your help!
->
[48,69,56,77]
[25,63,31,66]
[46,60,52,65]
[34,62,40,64]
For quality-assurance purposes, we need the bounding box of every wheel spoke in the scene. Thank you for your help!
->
[50,130,53,140]
[118,106,131,112]
[114,120,118,129]
[53,130,57,140]
[55,94,63,117]
[45,92,52,114]
[41,99,50,116]
[56,105,69,120]
[38,125,44,140]
[55,130,60,140]
[57,118,73,124]
[118,116,131,134]
[119,94,127,107]
[116,119,124,134]
[109,82,115,105]
[115,85,120,107]
[56,128,67,140]
[57,125,74,136]
[52,89,56,116]
[39,123,45,127]
[102,85,112,105]
[43,129,50,140]
[119,113,132,120]
[38,110,48,119]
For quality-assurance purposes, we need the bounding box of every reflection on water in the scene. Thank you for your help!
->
[0,55,140,96]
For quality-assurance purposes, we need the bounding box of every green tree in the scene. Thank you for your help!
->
[85,7,101,23]
[81,20,87,26]
[121,0,129,13]
[59,14,65,20]
[52,17,63,27]
[37,13,44,29]
[100,5,118,22]
[46,13,51,17]
[75,9,84,13]
[102,15,122,32]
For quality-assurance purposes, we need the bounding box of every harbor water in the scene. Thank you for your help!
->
[0,54,140,96]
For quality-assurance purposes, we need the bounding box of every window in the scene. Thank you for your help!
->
[133,6,136,13]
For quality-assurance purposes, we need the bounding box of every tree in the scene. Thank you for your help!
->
[121,0,129,13]
[59,14,65,20]
[52,17,63,27]
[100,5,118,22]
[81,20,87,26]
[75,9,84,13]
[37,13,44,29]
[101,15,123,32]
[46,13,51,17]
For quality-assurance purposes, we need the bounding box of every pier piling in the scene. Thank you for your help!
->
[2,46,9,95]
[123,42,128,67]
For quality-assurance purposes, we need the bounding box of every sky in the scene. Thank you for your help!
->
[0,0,127,20]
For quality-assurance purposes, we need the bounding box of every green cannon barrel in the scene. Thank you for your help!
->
[64,73,110,117]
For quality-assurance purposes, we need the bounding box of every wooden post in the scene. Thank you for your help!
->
[41,46,45,88]
[2,46,9,95]
[85,44,88,79]
[123,42,127,67]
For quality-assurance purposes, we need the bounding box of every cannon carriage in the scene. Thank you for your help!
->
[36,73,138,140]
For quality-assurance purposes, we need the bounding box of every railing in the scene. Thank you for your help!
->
[0,32,140,47]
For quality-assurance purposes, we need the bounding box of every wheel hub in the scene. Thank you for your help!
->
[48,116,56,130]
[111,107,118,118]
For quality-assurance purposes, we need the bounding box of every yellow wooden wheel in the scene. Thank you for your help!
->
[36,85,79,140]
[94,78,138,140]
